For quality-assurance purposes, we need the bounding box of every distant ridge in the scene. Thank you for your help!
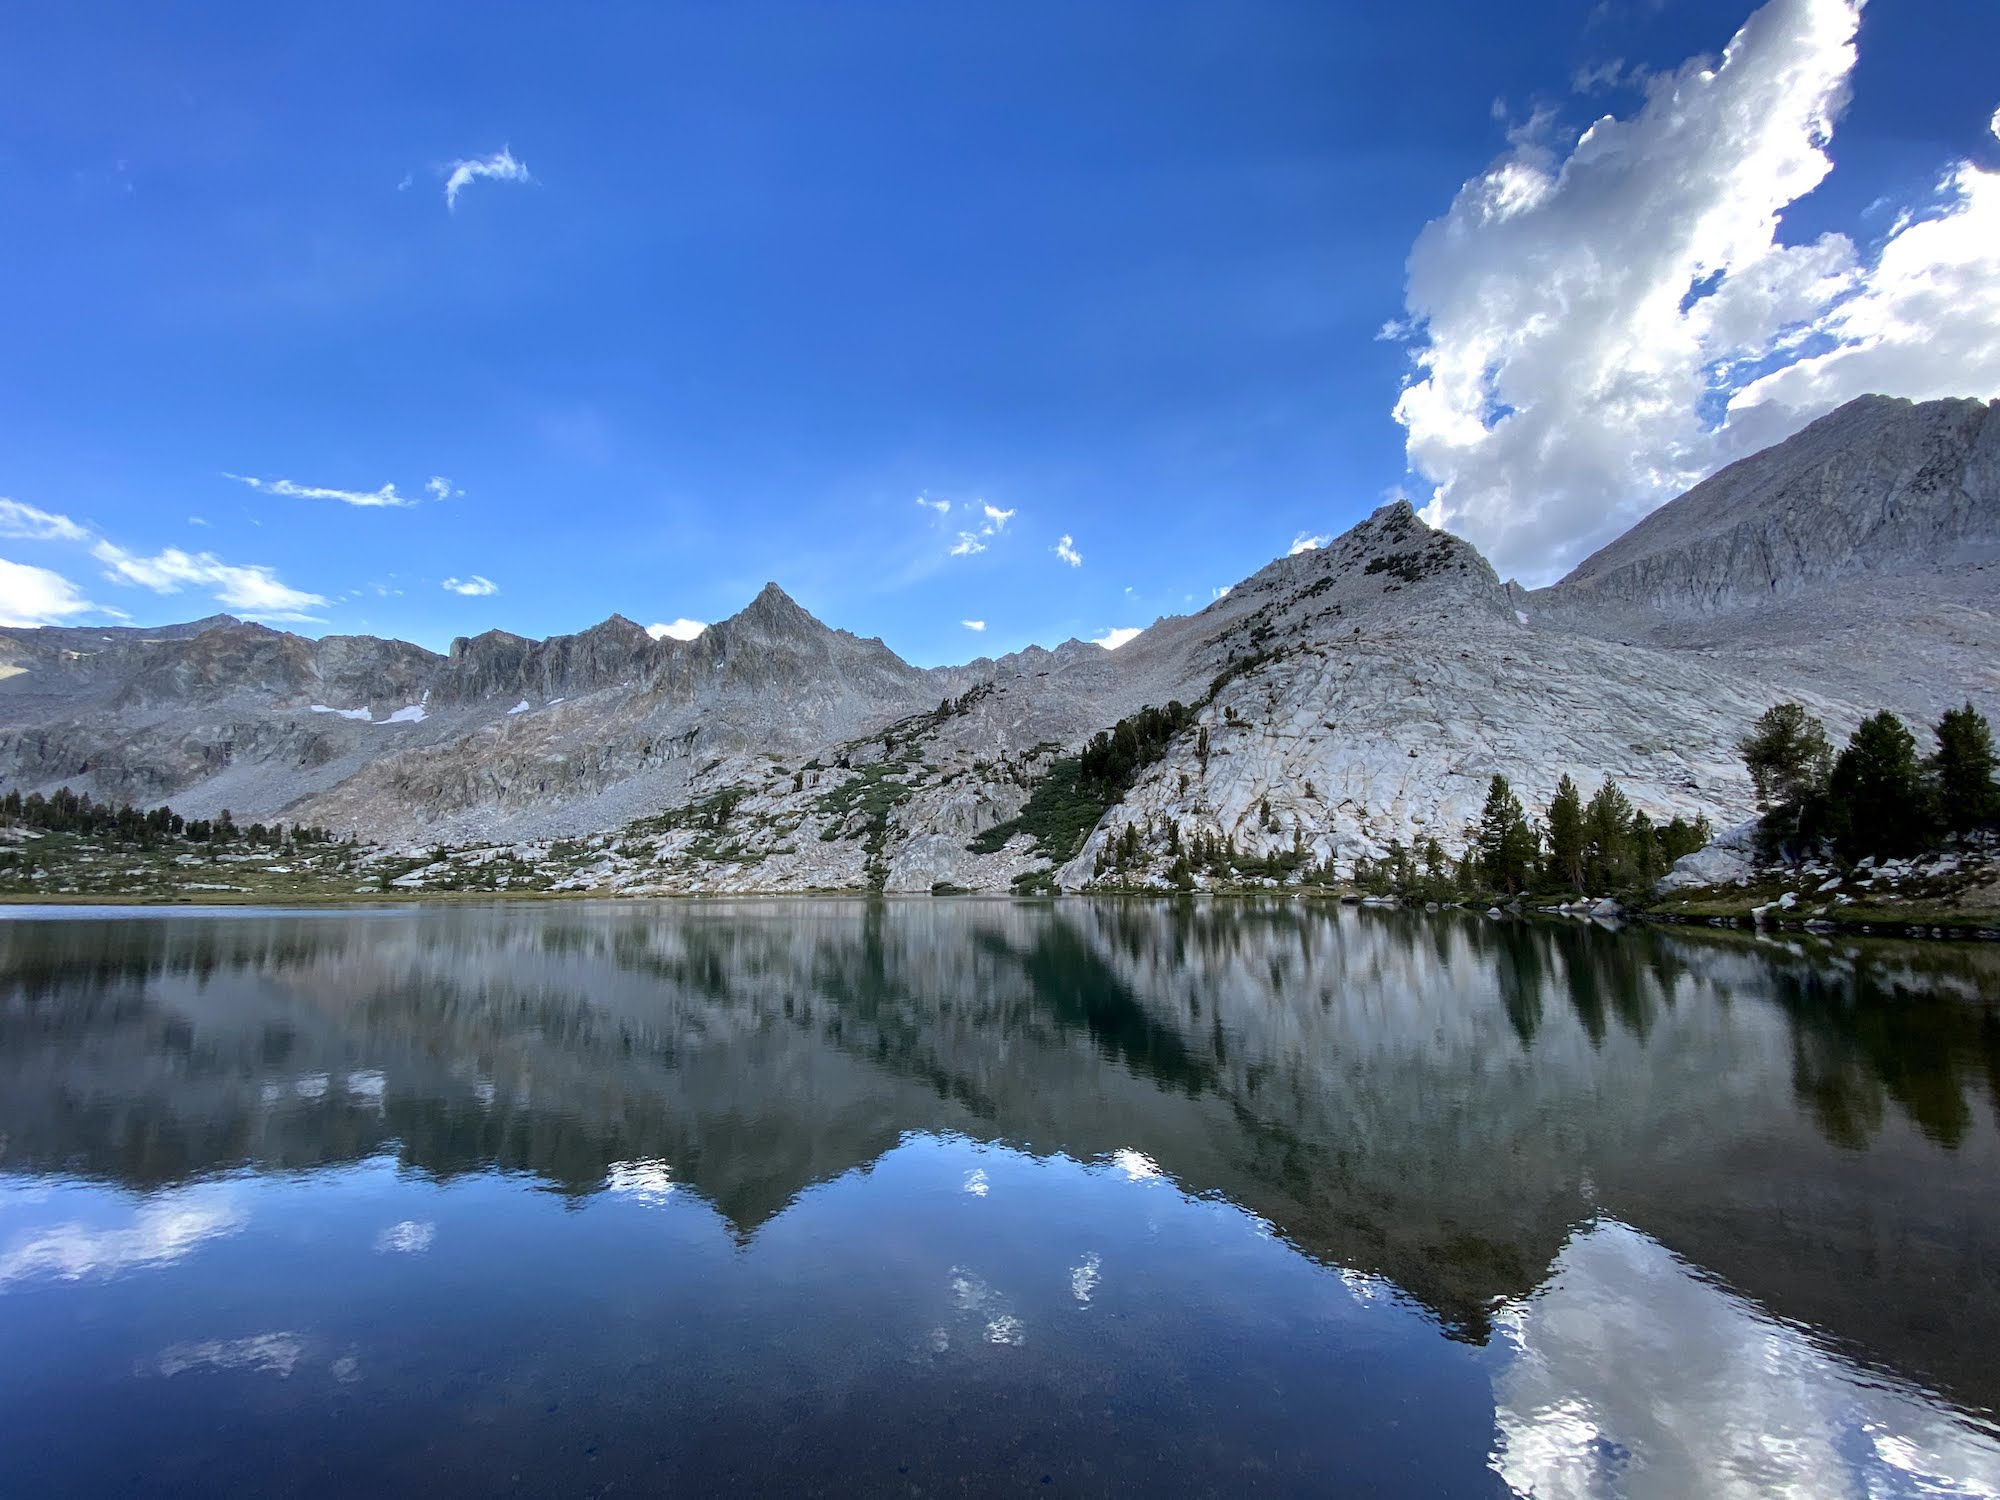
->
[1,394,1995,890]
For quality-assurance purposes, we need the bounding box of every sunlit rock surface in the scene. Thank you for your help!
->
[1,395,1995,889]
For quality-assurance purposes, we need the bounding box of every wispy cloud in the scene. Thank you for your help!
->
[94,542,328,620]
[187,515,210,528]
[961,619,986,631]
[0,1184,245,1286]
[646,618,706,641]
[441,575,498,597]
[0,498,92,544]
[443,146,533,210]
[916,496,951,516]
[1288,532,1329,555]
[0,556,98,626]
[1091,626,1141,650]
[1054,534,1082,567]
[225,473,416,509]
[980,504,1015,531]
[950,532,988,556]
[155,1332,306,1380]
[0,497,320,622]
[425,476,462,501]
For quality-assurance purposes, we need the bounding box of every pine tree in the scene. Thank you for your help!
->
[1931,702,1999,836]
[1738,703,1833,854]
[1627,809,1661,885]
[1582,778,1635,890]
[1658,814,1707,865]
[1823,711,1930,859]
[1543,775,1586,891]
[1474,775,1537,894]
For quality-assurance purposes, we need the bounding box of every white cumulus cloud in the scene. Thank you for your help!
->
[0,557,98,626]
[444,146,533,210]
[94,542,327,620]
[441,575,498,597]
[1091,626,1141,650]
[646,618,707,641]
[950,532,988,556]
[961,619,986,631]
[1054,534,1082,567]
[1392,0,2000,584]
[225,473,416,509]
[0,498,322,623]
[425,476,461,501]
[1288,532,1330,555]
[980,503,1015,531]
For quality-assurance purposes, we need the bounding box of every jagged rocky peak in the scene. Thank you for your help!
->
[1547,394,2000,616]
[312,634,443,709]
[726,582,824,639]
[431,613,665,706]
[581,612,653,643]
[1218,496,1511,633]
[112,620,322,708]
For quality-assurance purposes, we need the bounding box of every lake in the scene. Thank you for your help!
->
[1,899,1996,1497]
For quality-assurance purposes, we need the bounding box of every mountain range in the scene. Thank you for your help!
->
[2,393,1994,893]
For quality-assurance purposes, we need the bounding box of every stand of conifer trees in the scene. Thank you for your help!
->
[0,787,339,849]
[1738,700,1998,861]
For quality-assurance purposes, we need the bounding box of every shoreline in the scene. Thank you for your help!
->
[3,885,1994,943]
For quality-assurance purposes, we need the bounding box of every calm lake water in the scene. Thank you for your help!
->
[1,900,1997,1497]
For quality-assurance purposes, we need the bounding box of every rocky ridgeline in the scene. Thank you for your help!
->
[1541,395,2000,618]
[1,394,1997,896]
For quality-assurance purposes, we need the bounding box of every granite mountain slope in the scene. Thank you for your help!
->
[1,393,1994,892]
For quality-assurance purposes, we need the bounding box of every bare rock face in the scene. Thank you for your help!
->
[1543,395,2000,618]
[433,614,662,705]
[0,395,1995,890]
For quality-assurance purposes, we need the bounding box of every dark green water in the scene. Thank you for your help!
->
[1,900,1997,1497]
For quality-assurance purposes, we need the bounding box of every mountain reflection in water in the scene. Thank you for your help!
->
[1,899,1996,1497]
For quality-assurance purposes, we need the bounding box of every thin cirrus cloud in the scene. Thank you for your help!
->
[0,498,92,544]
[1054,535,1082,567]
[441,576,498,597]
[961,619,986,631]
[1391,0,2000,585]
[915,496,951,516]
[443,146,534,210]
[225,473,416,509]
[646,619,707,641]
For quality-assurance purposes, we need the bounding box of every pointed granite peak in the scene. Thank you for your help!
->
[731,581,825,636]
[583,612,651,641]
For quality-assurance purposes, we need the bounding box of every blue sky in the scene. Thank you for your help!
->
[2,1,1996,663]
